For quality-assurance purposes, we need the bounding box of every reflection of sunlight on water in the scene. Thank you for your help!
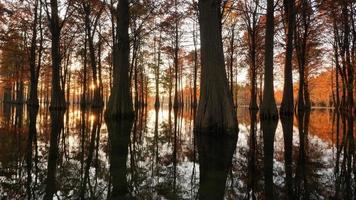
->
[0,107,349,199]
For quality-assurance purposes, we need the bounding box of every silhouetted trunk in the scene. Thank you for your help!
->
[341,1,354,112]
[304,77,311,109]
[48,0,66,110]
[28,0,40,107]
[81,36,88,108]
[173,0,179,109]
[333,25,340,110]
[83,2,103,108]
[154,32,161,108]
[295,0,310,112]
[192,22,198,109]
[280,0,296,115]
[241,0,259,110]
[106,0,134,119]
[229,24,235,101]
[195,0,238,133]
[260,0,278,119]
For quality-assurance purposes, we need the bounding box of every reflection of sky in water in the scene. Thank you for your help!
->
[0,106,352,199]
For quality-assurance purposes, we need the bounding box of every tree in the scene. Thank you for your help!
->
[280,0,296,115]
[239,0,264,110]
[195,0,238,133]
[106,0,134,118]
[260,0,278,118]
[28,0,43,107]
[44,0,67,110]
[79,0,104,108]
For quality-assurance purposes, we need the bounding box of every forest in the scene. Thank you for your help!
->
[0,0,355,199]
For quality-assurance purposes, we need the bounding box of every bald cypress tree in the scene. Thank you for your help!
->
[106,0,133,119]
[195,0,238,134]
[280,0,296,116]
[260,0,278,119]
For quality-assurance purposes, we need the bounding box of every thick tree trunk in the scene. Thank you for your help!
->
[106,0,134,119]
[49,0,65,110]
[280,0,296,116]
[260,0,278,119]
[195,0,238,133]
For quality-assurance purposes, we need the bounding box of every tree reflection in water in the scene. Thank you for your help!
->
[44,110,65,200]
[261,118,277,200]
[0,106,355,199]
[281,115,294,200]
[106,117,133,200]
[197,126,238,200]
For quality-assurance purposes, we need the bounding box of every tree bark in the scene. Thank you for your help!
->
[195,0,238,133]
[280,0,296,116]
[260,0,278,119]
[106,0,134,119]
[28,0,39,107]
[48,0,65,110]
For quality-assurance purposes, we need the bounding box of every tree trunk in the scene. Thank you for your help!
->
[28,0,39,107]
[106,0,134,119]
[173,0,179,109]
[280,0,296,116]
[154,32,161,108]
[193,22,198,109]
[49,0,65,110]
[195,0,238,133]
[229,25,235,102]
[260,0,278,119]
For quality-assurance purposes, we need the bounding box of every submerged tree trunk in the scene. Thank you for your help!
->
[195,0,238,133]
[106,0,133,119]
[280,0,296,116]
[260,0,278,119]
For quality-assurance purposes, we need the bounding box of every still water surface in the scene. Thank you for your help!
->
[0,104,354,199]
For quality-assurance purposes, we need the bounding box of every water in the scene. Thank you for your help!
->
[0,104,354,199]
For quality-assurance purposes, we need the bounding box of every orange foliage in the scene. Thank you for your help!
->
[275,70,333,107]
